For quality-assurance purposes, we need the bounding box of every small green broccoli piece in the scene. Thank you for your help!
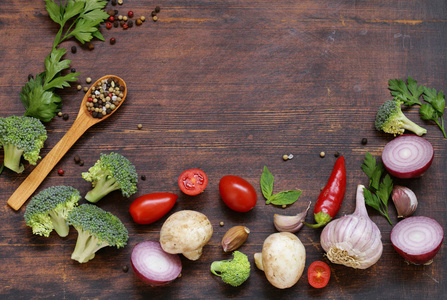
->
[0,115,47,173]
[82,152,138,203]
[210,251,251,287]
[375,99,427,136]
[24,186,80,237]
[67,204,129,263]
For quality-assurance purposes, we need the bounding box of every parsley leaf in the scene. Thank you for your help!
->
[421,87,446,138]
[361,152,393,225]
[388,76,423,106]
[260,166,302,206]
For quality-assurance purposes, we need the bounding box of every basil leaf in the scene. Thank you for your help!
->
[260,166,274,200]
[268,190,302,206]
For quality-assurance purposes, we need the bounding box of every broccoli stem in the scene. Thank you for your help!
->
[3,144,25,173]
[71,227,109,263]
[48,210,69,237]
[84,176,121,203]
[210,260,226,276]
[401,115,427,136]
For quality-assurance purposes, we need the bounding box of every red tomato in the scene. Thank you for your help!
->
[219,175,257,212]
[307,261,331,288]
[178,169,208,196]
[129,193,178,225]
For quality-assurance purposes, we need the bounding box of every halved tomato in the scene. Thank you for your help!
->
[178,168,208,196]
[307,261,331,288]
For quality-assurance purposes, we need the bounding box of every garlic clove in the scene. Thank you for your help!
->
[221,226,250,252]
[391,185,418,218]
[273,201,311,233]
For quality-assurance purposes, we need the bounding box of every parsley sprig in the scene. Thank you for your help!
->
[361,152,393,225]
[389,76,446,138]
[260,166,302,206]
[20,0,109,122]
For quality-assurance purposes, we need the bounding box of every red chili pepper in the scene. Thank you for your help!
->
[304,155,346,228]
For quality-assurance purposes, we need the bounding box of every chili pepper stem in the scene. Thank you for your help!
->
[303,211,333,228]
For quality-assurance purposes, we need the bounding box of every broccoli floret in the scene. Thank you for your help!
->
[67,204,129,263]
[24,186,80,237]
[0,115,47,173]
[82,152,138,203]
[375,99,427,136]
[210,251,251,287]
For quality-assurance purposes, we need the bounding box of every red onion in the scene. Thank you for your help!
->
[320,185,383,269]
[131,241,182,286]
[381,135,434,178]
[391,216,443,265]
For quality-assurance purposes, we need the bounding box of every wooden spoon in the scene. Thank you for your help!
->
[7,75,127,211]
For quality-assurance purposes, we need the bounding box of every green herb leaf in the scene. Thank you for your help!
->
[81,9,109,23]
[83,0,109,13]
[45,72,80,90]
[388,76,423,106]
[363,188,382,212]
[62,1,85,24]
[44,0,63,25]
[268,190,302,206]
[420,103,438,121]
[21,83,62,122]
[43,48,71,85]
[423,87,445,116]
[260,166,274,200]
[360,152,376,178]
[376,174,393,207]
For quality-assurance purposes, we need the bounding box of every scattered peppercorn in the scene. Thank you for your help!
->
[122,265,129,273]
[106,22,112,29]
[334,151,340,157]
[111,0,117,5]
[114,10,119,15]
[141,175,146,181]
[74,155,81,164]
[219,221,224,227]
[109,16,115,22]
[88,43,94,50]
[140,16,146,22]
[136,18,142,26]
[151,11,157,17]
[110,37,116,45]
[79,160,84,166]
[71,68,76,73]
[320,151,326,158]
[152,16,158,22]
[86,77,92,84]
[361,138,368,145]
[113,20,119,27]
[120,20,125,27]
[282,204,287,209]
[118,0,123,5]
[128,11,134,18]
[83,87,88,92]
[155,6,161,13]
[137,124,143,129]
[107,9,115,16]
[28,74,34,80]
[62,113,69,120]
[58,112,63,117]
[123,23,128,30]
[123,16,128,22]
[127,20,133,28]
[282,154,289,161]
[77,85,82,91]
[57,169,64,176]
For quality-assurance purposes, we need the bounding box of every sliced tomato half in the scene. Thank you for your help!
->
[308,261,331,288]
[178,168,208,196]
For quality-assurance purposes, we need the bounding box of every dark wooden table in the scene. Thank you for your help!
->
[1,1,445,299]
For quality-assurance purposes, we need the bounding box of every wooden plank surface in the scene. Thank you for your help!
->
[0,0,446,299]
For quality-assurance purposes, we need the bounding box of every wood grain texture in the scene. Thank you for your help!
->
[0,0,446,299]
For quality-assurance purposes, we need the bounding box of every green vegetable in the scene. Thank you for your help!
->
[24,186,80,237]
[260,166,302,206]
[0,116,47,173]
[20,0,109,122]
[82,152,138,203]
[67,204,129,263]
[210,251,250,287]
[361,152,393,225]
[388,76,446,138]
[375,99,427,136]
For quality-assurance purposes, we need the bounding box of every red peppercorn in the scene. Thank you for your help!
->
[123,24,128,30]
[110,37,116,45]
[88,97,93,102]
[108,93,113,98]
[128,11,134,18]
[109,16,115,22]
[106,22,112,29]
[57,169,64,176]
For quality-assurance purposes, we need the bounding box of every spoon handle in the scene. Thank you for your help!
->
[7,114,93,210]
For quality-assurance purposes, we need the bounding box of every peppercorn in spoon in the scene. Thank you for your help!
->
[7,75,127,211]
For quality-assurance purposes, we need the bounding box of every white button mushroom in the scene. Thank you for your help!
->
[254,232,306,289]
[160,210,213,260]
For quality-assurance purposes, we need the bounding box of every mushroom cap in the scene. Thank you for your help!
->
[261,232,306,289]
[160,210,213,259]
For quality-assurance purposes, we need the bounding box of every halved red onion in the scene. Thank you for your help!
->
[131,241,182,286]
[381,135,434,178]
[391,216,443,265]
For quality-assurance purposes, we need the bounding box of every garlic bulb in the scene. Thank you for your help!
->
[320,185,383,269]
[391,185,418,218]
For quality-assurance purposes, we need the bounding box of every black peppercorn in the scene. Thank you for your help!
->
[111,0,117,5]
[62,113,69,120]
[71,68,76,73]
[74,155,81,164]
[79,160,84,166]
[114,10,119,15]
[88,43,94,50]
[71,46,77,53]
[155,6,161,13]
[127,20,133,27]
[122,265,129,273]
[334,151,340,157]
[151,11,157,17]
[106,108,111,114]
[107,9,115,16]
[361,138,368,145]
[113,20,119,27]
[141,175,146,181]
[92,111,98,118]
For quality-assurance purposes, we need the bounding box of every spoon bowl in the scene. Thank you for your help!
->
[7,75,127,211]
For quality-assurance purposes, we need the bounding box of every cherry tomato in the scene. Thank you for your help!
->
[178,169,208,196]
[307,261,331,288]
[129,193,178,225]
[219,175,257,212]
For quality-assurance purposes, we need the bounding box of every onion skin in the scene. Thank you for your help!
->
[391,216,444,265]
[131,241,182,286]
[382,135,434,179]
[320,185,383,269]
